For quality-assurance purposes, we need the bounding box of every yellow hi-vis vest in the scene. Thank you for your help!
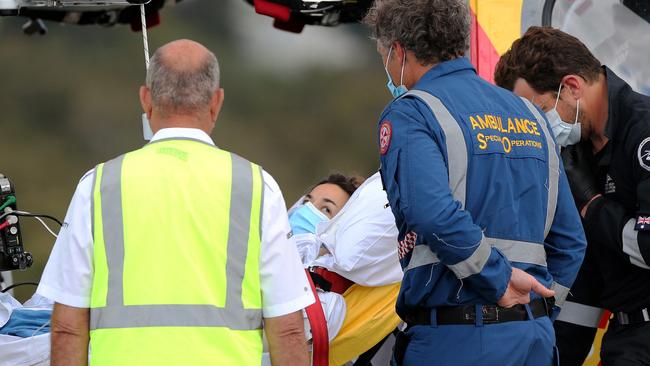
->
[89,139,264,366]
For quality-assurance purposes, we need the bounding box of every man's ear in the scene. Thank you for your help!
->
[393,42,406,64]
[140,86,153,118]
[210,88,225,122]
[561,74,585,100]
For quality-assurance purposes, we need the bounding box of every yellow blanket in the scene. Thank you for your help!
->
[328,283,402,366]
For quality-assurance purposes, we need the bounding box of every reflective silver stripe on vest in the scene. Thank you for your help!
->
[550,281,571,307]
[90,304,261,330]
[90,152,263,331]
[225,154,253,312]
[406,90,468,207]
[405,237,548,272]
[520,97,559,237]
[556,301,604,328]
[102,155,126,307]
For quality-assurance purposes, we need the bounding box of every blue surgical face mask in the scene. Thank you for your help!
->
[384,46,408,98]
[142,113,154,141]
[545,83,581,147]
[288,201,329,235]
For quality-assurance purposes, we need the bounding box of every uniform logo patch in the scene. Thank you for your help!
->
[466,112,546,161]
[379,121,393,155]
[605,174,616,194]
[638,137,650,172]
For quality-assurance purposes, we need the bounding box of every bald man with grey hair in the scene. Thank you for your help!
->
[41,39,314,366]
[143,40,221,121]
[140,40,224,132]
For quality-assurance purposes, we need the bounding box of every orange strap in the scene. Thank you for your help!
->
[304,269,329,366]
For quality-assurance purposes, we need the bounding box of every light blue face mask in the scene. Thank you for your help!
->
[545,83,581,147]
[288,201,329,235]
[385,46,408,98]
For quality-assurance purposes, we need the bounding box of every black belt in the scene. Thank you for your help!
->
[614,307,650,325]
[405,298,554,326]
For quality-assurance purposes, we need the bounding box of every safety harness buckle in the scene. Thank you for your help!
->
[482,306,500,323]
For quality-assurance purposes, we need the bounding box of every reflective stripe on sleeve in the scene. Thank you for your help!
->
[404,245,440,272]
[520,98,559,237]
[556,301,604,328]
[90,152,263,331]
[447,236,492,279]
[550,281,570,307]
[404,237,548,273]
[623,218,650,269]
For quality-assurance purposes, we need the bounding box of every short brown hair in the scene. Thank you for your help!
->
[494,27,602,92]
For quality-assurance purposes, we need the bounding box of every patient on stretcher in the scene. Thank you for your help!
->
[288,173,362,339]
[288,172,403,364]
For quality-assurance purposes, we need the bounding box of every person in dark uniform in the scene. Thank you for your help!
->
[495,26,650,366]
[363,2,587,365]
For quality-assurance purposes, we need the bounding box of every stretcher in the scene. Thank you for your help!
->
[304,267,402,366]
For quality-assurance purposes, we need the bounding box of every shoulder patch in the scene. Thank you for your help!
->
[379,120,393,155]
[638,137,650,172]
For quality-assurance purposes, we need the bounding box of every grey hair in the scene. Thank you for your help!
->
[145,49,220,116]
[364,0,470,64]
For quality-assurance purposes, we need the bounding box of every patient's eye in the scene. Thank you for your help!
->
[302,194,312,205]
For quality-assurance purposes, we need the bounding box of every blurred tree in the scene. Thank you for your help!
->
[0,0,388,301]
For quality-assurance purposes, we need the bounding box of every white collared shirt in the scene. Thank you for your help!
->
[37,128,314,317]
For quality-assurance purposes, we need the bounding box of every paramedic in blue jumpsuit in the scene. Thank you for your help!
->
[363,1,587,365]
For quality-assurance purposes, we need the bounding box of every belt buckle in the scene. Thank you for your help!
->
[482,306,499,324]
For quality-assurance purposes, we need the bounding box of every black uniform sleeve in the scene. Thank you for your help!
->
[583,132,650,269]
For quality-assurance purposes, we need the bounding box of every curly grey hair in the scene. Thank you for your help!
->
[145,48,220,117]
[364,0,470,64]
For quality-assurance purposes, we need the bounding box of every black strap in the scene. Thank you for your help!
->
[405,298,553,326]
[308,270,332,292]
